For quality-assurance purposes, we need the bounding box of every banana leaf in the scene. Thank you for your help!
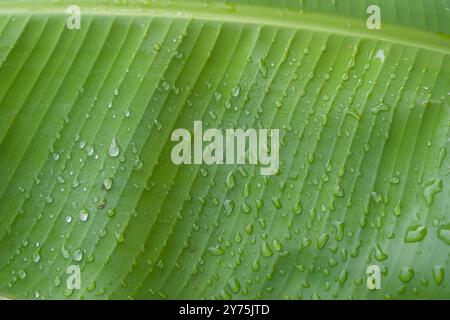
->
[0,0,449,299]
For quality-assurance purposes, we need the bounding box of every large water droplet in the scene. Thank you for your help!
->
[432,265,445,285]
[103,178,113,191]
[271,197,282,209]
[423,179,443,206]
[272,239,282,252]
[223,199,234,216]
[79,208,89,222]
[251,259,260,272]
[225,172,235,190]
[208,245,225,255]
[374,244,388,261]
[404,225,427,243]
[337,269,348,287]
[72,249,83,262]
[437,224,450,244]
[317,233,329,249]
[228,277,241,294]
[260,241,273,258]
[292,200,302,214]
[108,137,120,158]
[231,85,240,97]
[18,269,27,280]
[399,267,415,283]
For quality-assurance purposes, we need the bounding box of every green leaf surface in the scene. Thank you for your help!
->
[0,0,449,299]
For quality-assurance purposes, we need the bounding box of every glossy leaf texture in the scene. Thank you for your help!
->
[0,0,449,299]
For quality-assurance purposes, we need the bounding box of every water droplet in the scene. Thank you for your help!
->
[241,201,251,213]
[225,172,235,190]
[153,43,161,52]
[437,224,450,244]
[438,147,447,168]
[388,175,400,184]
[258,58,268,78]
[251,259,260,272]
[272,239,282,252]
[317,233,329,249]
[223,199,234,216]
[18,269,27,280]
[72,249,83,262]
[404,225,427,242]
[337,269,348,287]
[399,267,415,283]
[116,233,125,243]
[260,241,273,258]
[292,200,302,214]
[394,202,401,216]
[370,191,383,204]
[432,265,445,285]
[208,245,225,255]
[32,253,41,263]
[271,197,282,209]
[228,277,240,294]
[423,179,443,206]
[79,208,89,222]
[45,195,54,204]
[370,104,390,114]
[375,48,385,63]
[333,185,345,198]
[334,221,345,241]
[107,208,116,217]
[214,91,222,102]
[108,137,120,158]
[231,85,240,97]
[245,224,254,235]
[374,244,388,261]
[103,178,113,191]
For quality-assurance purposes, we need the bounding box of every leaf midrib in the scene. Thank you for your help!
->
[0,1,449,54]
